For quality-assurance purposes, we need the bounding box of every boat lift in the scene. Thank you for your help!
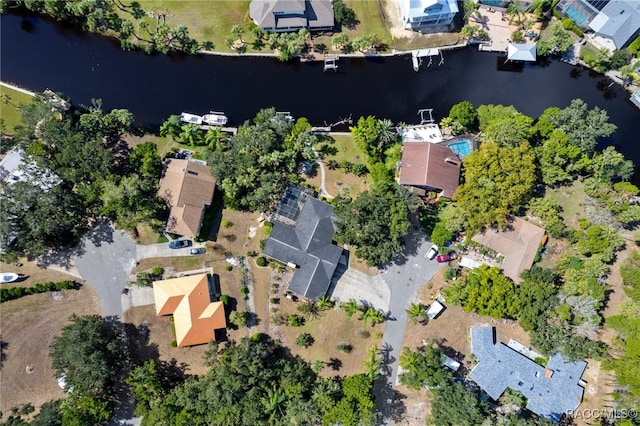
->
[323,55,339,72]
[411,48,444,71]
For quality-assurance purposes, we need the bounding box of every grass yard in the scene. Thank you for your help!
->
[0,85,34,134]
[545,180,587,229]
[117,1,250,52]
[0,286,101,417]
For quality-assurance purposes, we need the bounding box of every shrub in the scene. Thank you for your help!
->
[256,256,268,267]
[136,272,153,287]
[219,294,229,305]
[240,286,249,300]
[171,340,177,347]
[221,219,233,228]
[270,297,279,304]
[288,314,305,327]
[445,268,458,281]
[229,310,249,327]
[259,239,267,250]
[246,250,257,257]
[263,221,273,235]
[270,312,287,325]
[295,332,315,347]
[336,343,353,353]
[357,329,371,339]
[225,265,233,271]
[151,267,164,277]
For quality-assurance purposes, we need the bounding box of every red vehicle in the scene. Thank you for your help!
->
[436,252,457,263]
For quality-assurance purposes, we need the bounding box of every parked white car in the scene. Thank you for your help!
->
[425,245,438,260]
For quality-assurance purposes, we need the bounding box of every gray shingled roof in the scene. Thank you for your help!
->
[250,0,334,31]
[589,1,640,49]
[263,197,342,300]
[470,327,587,423]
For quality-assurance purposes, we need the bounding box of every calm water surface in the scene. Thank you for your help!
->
[1,12,639,165]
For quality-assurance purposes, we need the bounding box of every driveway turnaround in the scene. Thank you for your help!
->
[374,230,440,424]
[72,223,137,318]
[331,266,390,313]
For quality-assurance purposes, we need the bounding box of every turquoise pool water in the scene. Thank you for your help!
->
[448,141,471,157]
[565,5,587,26]
[481,0,504,6]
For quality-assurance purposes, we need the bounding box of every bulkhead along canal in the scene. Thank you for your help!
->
[1,11,639,168]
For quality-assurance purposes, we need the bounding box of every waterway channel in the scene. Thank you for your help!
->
[1,11,639,166]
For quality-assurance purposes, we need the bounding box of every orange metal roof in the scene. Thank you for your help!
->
[153,274,226,347]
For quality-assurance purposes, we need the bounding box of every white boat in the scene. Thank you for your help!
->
[202,111,228,126]
[276,111,294,122]
[180,112,203,125]
[1,273,19,284]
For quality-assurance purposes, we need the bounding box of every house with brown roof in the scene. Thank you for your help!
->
[158,159,216,238]
[398,142,461,199]
[472,217,546,283]
[153,273,226,347]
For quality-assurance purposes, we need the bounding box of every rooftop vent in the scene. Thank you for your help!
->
[444,157,459,166]
[545,368,554,378]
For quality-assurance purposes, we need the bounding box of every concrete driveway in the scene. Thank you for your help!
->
[71,223,137,318]
[135,241,206,261]
[374,230,440,424]
[330,265,390,312]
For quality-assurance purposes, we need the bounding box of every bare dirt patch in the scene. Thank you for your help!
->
[273,304,384,377]
[0,286,101,416]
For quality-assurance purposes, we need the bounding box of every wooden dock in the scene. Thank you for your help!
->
[199,124,237,135]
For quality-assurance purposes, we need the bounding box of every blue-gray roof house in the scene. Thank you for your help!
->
[589,0,640,50]
[470,327,587,423]
[263,196,342,300]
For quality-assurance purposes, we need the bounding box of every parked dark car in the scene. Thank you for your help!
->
[169,239,192,249]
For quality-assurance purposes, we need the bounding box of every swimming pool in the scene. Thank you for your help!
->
[481,0,504,6]
[565,5,587,26]
[447,140,471,158]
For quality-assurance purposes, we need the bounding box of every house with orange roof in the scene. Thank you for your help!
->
[158,159,216,238]
[153,273,226,347]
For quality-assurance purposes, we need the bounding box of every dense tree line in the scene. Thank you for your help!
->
[0,94,163,260]
[129,335,376,426]
[207,108,315,212]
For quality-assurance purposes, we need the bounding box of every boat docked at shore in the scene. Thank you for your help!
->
[1,273,20,283]
[180,111,228,126]
[202,111,228,126]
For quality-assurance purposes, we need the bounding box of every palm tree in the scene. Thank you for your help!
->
[377,118,397,145]
[505,0,526,27]
[399,347,420,370]
[231,24,244,43]
[261,387,286,423]
[317,296,333,311]
[296,301,319,318]
[204,127,223,151]
[159,115,181,139]
[463,1,481,21]
[361,307,385,326]
[178,124,201,147]
[406,303,426,325]
[343,299,360,318]
[363,345,382,380]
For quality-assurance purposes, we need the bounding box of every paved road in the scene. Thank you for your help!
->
[374,230,440,425]
[71,223,137,318]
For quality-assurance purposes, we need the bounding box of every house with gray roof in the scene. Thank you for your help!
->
[263,195,342,300]
[250,0,334,33]
[589,0,640,50]
[470,327,587,423]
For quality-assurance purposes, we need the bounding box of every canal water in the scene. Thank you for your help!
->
[1,12,639,165]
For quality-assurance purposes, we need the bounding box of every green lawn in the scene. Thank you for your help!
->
[545,180,586,229]
[0,85,34,133]
[316,132,367,165]
[117,1,250,52]
[119,0,392,55]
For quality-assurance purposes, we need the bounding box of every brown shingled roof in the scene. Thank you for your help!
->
[158,159,216,238]
[398,142,461,198]
[153,274,227,347]
[472,217,546,283]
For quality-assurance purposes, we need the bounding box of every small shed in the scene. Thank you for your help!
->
[459,257,482,269]
[426,300,445,319]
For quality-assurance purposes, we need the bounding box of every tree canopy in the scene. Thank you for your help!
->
[49,314,122,425]
[208,108,315,212]
[453,141,537,231]
[333,182,416,265]
[137,335,376,426]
